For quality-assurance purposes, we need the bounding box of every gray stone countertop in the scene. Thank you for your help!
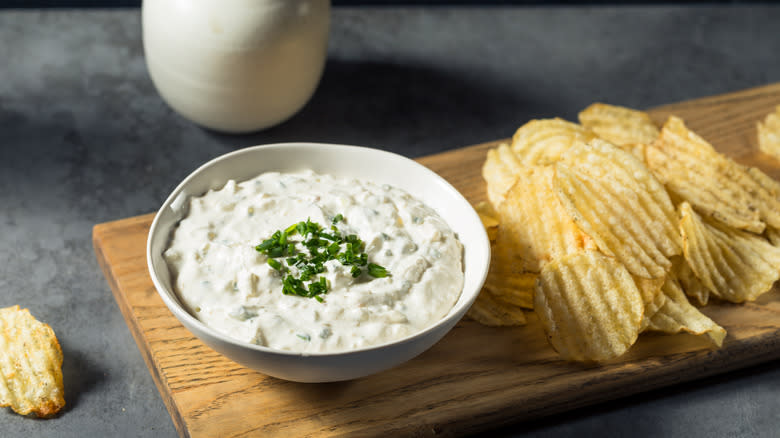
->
[2,5,780,437]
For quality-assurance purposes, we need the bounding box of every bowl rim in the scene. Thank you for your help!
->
[146,142,490,357]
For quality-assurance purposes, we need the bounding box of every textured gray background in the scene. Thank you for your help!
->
[1,5,780,437]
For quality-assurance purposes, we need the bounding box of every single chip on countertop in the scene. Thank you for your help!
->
[758,105,780,159]
[0,305,65,418]
[578,102,660,147]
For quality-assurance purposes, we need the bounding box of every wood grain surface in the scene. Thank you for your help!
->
[94,82,780,438]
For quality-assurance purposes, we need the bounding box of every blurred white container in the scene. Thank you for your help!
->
[142,0,330,133]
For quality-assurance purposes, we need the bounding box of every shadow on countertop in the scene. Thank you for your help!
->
[202,58,547,158]
[59,340,106,415]
[0,55,543,222]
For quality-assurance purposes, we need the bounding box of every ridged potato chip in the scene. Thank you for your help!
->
[559,140,682,255]
[746,166,780,204]
[534,250,644,362]
[735,165,780,229]
[482,250,536,310]
[475,198,536,311]
[646,116,780,232]
[553,163,676,279]
[619,142,648,162]
[0,305,65,418]
[578,103,660,146]
[636,276,666,331]
[766,226,780,247]
[645,274,726,347]
[482,143,523,206]
[758,105,780,159]
[474,201,500,242]
[511,118,597,166]
[497,166,597,273]
[645,143,758,231]
[742,165,780,236]
[671,256,711,306]
[679,202,780,303]
[467,288,527,326]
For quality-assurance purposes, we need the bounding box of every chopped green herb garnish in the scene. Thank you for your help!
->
[255,238,276,252]
[345,234,361,245]
[308,277,328,296]
[267,246,284,258]
[267,258,283,271]
[319,232,339,242]
[255,216,390,302]
[368,263,389,278]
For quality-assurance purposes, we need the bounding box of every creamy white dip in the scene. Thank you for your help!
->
[163,170,464,353]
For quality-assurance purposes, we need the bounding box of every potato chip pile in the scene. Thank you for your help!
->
[0,305,65,417]
[469,102,780,361]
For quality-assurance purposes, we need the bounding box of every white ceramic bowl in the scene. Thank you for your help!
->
[147,143,490,382]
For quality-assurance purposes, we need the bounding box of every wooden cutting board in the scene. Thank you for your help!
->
[93,83,780,438]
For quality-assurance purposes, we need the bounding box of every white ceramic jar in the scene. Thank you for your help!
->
[142,0,330,133]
